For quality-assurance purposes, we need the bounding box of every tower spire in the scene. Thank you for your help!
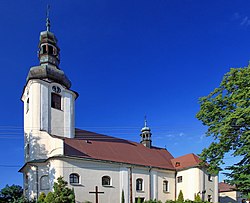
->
[144,115,148,127]
[140,116,152,148]
[46,5,51,32]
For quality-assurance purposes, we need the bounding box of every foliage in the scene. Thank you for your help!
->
[14,196,34,203]
[144,199,162,203]
[194,193,201,202]
[44,192,54,203]
[38,177,75,203]
[121,190,125,203]
[51,176,75,203]
[166,201,210,203]
[0,184,23,202]
[196,66,250,194]
[137,197,142,203]
[38,192,46,203]
[177,190,184,202]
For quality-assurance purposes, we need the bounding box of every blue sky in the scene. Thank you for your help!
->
[0,0,249,189]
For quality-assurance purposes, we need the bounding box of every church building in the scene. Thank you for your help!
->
[19,17,219,203]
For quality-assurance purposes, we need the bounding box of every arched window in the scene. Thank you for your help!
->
[163,180,169,192]
[69,173,79,184]
[102,176,111,186]
[136,178,143,191]
[40,175,49,190]
[42,45,47,54]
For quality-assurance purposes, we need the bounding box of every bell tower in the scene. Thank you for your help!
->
[140,117,152,148]
[21,12,78,142]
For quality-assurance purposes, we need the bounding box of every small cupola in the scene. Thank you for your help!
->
[38,16,60,68]
[140,117,152,148]
[26,9,72,89]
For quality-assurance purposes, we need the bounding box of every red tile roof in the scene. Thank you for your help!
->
[64,129,175,170]
[219,182,236,192]
[171,153,201,170]
[64,129,203,170]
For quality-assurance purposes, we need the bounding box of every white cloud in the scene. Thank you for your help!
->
[179,132,185,137]
[232,12,250,27]
[240,16,250,26]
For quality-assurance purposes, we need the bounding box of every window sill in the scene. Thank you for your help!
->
[51,107,63,112]
[136,190,144,193]
[40,188,50,191]
[102,185,113,188]
[163,191,170,194]
[70,183,81,186]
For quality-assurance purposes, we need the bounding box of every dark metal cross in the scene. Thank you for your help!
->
[89,186,104,203]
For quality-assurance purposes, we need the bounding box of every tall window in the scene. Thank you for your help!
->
[26,98,29,113]
[51,93,61,110]
[136,178,143,191]
[69,173,79,184]
[48,45,53,55]
[177,176,183,183]
[102,176,111,186]
[40,175,49,190]
[163,180,169,192]
[208,174,212,181]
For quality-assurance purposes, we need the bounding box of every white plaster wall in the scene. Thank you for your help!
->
[156,169,176,202]
[120,167,129,203]
[22,79,77,139]
[42,159,177,203]
[176,168,218,203]
[176,168,200,200]
[24,130,63,161]
[133,167,150,201]
[61,159,122,203]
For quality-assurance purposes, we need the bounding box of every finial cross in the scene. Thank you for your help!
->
[144,115,147,127]
[46,4,51,31]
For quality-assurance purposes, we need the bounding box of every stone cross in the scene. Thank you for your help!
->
[89,186,104,203]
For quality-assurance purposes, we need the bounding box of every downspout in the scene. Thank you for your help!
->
[174,170,177,201]
[149,167,152,200]
[129,167,133,203]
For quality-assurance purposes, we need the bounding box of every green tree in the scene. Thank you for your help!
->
[53,176,75,203]
[196,65,250,194]
[38,192,46,203]
[137,197,141,203]
[44,192,54,203]
[121,190,125,203]
[194,193,201,202]
[177,190,184,202]
[0,184,23,202]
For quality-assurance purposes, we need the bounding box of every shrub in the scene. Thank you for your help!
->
[194,193,202,202]
[177,190,184,202]
[121,190,125,203]
[44,192,54,203]
[38,192,46,203]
